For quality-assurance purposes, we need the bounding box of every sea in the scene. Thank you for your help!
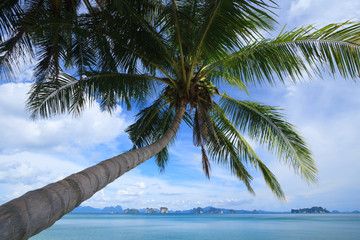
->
[30,214,360,240]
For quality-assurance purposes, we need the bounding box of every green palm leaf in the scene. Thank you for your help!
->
[155,147,170,173]
[0,30,33,80]
[272,22,360,79]
[209,103,285,199]
[126,96,174,147]
[202,22,360,87]
[125,95,176,171]
[0,0,22,39]
[201,40,306,86]
[27,72,156,118]
[193,0,276,60]
[220,94,317,183]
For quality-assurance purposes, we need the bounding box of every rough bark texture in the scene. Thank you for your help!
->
[0,102,186,240]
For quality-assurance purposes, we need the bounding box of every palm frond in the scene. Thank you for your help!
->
[220,94,317,183]
[208,103,284,198]
[192,107,213,178]
[90,4,177,81]
[194,0,277,61]
[203,22,360,87]
[155,146,169,173]
[256,159,285,199]
[0,0,22,40]
[201,145,211,179]
[272,21,360,80]
[0,29,33,80]
[63,15,96,76]
[126,96,175,148]
[1,0,84,82]
[208,118,256,193]
[126,95,177,172]
[209,70,249,95]
[200,39,306,86]
[27,72,156,119]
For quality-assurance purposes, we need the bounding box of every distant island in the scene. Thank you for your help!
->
[291,206,330,214]
[124,208,140,214]
[70,205,359,214]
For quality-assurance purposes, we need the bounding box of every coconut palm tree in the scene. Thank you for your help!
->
[1,0,360,239]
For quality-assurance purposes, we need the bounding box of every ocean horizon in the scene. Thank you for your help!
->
[30,213,360,240]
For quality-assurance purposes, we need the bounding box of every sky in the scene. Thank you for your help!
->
[1,0,360,212]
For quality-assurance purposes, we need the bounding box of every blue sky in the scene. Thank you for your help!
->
[1,0,360,212]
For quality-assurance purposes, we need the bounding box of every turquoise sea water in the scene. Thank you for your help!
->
[31,214,360,240]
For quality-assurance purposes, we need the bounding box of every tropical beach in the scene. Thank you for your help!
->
[1,0,360,239]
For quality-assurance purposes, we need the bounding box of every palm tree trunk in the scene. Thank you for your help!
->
[0,101,187,240]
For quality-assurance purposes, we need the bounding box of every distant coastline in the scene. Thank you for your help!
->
[70,205,360,214]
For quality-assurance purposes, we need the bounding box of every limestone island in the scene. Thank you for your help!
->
[291,206,330,214]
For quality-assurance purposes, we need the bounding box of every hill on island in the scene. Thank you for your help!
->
[291,207,329,214]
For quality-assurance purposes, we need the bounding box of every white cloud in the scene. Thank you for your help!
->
[289,0,311,17]
[0,83,128,154]
[0,152,85,184]
[287,0,360,25]
[0,152,86,203]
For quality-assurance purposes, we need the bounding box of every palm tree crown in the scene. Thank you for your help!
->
[2,0,360,200]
